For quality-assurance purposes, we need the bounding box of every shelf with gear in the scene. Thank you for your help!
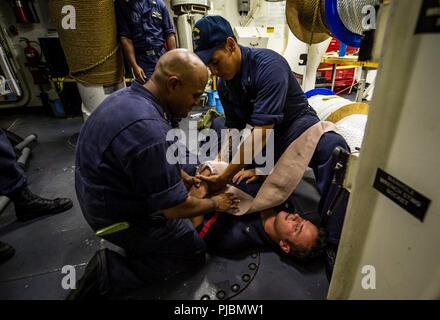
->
[286,0,380,101]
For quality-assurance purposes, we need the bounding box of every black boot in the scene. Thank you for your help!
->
[66,249,109,300]
[8,186,73,222]
[0,241,15,264]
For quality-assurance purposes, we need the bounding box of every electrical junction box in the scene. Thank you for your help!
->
[234,26,269,48]
[238,0,250,14]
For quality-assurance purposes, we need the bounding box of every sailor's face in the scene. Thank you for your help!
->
[274,211,319,251]
[208,45,236,81]
[174,80,206,118]
[168,69,208,118]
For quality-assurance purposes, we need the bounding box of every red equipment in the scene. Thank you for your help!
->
[20,38,48,85]
[318,38,358,94]
[13,1,32,23]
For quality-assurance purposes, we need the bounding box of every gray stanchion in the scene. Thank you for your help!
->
[17,147,31,165]
[14,134,37,151]
[0,196,10,215]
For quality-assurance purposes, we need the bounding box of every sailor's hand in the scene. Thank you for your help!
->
[232,168,258,184]
[196,174,228,193]
[211,193,240,212]
[133,65,147,83]
[181,170,201,189]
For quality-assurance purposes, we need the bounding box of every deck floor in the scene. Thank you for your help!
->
[0,111,328,300]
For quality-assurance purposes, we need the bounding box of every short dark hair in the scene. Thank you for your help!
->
[215,37,238,51]
[287,227,327,261]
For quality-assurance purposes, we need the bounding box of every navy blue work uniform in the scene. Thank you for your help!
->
[202,180,275,255]
[218,46,349,245]
[203,210,274,255]
[75,80,205,295]
[115,0,175,79]
[0,129,26,196]
[203,179,345,255]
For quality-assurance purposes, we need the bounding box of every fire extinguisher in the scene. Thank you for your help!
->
[21,38,39,66]
[12,1,39,24]
[14,1,31,23]
[20,38,47,85]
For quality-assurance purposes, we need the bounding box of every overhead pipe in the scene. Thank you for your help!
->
[0,20,31,109]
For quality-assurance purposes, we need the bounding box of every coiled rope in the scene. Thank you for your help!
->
[48,0,124,85]
[286,0,331,44]
[301,0,331,44]
[336,0,380,35]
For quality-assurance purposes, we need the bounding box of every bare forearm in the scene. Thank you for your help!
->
[120,36,138,68]
[163,195,216,219]
[188,168,210,227]
[223,125,272,181]
[166,33,177,50]
[166,168,213,219]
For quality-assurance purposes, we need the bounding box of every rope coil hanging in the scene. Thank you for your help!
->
[286,0,331,45]
[48,0,125,85]
[302,0,331,44]
[286,0,380,47]
[336,0,380,35]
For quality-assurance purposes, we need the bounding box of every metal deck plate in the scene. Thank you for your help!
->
[126,250,261,300]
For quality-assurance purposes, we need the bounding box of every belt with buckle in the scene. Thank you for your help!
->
[145,49,156,56]
[136,47,162,56]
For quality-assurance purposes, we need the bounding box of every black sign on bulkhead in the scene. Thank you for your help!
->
[415,0,440,34]
[373,168,431,222]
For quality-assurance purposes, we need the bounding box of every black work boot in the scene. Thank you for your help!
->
[66,249,109,300]
[0,241,15,264]
[8,186,73,222]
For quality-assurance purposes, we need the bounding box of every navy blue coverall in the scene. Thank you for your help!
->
[115,0,175,79]
[0,129,26,196]
[217,46,349,246]
[75,80,205,295]
[202,175,347,255]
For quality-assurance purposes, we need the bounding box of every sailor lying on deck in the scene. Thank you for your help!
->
[190,164,327,261]
[188,156,351,281]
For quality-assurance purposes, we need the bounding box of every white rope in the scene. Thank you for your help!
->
[336,0,380,35]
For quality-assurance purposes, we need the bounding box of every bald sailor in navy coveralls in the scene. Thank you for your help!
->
[192,16,349,258]
[71,50,239,299]
[115,0,176,82]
